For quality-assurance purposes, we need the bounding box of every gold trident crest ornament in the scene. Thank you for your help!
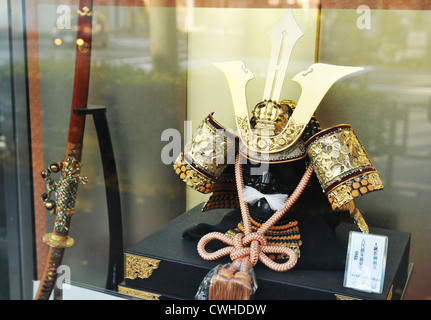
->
[213,10,363,156]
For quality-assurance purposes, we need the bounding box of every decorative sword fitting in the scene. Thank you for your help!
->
[76,37,90,53]
[77,6,93,16]
[43,233,75,248]
[41,157,88,233]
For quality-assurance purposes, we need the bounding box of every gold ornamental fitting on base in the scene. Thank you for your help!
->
[43,233,74,248]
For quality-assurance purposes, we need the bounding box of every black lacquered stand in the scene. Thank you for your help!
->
[74,107,124,291]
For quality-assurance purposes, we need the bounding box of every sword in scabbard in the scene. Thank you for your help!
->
[35,0,93,300]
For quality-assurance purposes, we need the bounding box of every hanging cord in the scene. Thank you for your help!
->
[41,158,88,233]
[197,154,314,272]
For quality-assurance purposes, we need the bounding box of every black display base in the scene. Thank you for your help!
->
[119,204,411,300]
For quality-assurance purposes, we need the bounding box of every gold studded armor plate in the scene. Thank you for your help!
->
[305,124,384,208]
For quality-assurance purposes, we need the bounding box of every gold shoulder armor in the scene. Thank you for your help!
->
[173,113,239,211]
[306,124,384,210]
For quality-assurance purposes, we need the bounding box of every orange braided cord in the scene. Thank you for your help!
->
[197,154,313,272]
[197,231,298,272]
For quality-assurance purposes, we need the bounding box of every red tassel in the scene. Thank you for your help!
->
[208,263,253,300]
[209,267,234,300]
[227,271,252,300]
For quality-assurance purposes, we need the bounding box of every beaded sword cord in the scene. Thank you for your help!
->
[197,154,314,299]
[41,157,88,233]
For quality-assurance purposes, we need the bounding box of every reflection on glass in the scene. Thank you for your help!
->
[24,1,431,300]
[0,0,10,300]
[318,7,431,300]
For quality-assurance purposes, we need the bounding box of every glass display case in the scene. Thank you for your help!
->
[0,0,430,300]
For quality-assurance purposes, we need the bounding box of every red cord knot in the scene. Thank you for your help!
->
[196,156,311,275]
[229,233,267,265]
[197,231,297,271]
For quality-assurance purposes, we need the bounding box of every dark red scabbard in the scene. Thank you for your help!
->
[66,0,93,161]
[35,0,93,300]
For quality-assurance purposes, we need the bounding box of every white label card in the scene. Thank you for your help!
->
[344,231,388,294]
